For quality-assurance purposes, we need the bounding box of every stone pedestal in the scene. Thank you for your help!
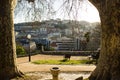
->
[50,67,60,80]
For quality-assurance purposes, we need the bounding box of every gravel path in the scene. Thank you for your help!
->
[18,63,95,72]
[17,54,96,80]
[17,54,89,64]
[27,72,91,80]
[17,54,96,72]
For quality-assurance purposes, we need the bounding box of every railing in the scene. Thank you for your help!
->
[41,51,99,56]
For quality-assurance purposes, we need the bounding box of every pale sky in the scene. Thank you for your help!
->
[14,0,100,23]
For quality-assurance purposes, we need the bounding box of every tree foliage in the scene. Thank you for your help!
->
[15,0,55,21]
[16,45,26,55]
[84,32,91,42]
[54,22,68,29]
[15,0,88,22]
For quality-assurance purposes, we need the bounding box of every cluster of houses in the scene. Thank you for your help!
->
[14,20,97,52]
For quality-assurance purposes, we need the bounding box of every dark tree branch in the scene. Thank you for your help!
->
[88,0,103,11]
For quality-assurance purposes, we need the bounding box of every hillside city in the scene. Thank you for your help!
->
[15,19,101,53]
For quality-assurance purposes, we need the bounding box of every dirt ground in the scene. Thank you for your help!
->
[15,54,96,80]
[17,54,96,72]
[17,54,88,64]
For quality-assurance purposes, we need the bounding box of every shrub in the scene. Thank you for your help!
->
[60,58,68,62]
[16,45,26,55]
[49,47,55,51]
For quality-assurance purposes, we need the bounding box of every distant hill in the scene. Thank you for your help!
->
[14,21,41,26]
[14,20,100,29]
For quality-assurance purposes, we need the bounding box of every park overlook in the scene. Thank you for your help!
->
[0,0,120,80]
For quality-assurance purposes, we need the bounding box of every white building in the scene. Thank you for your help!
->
[48,32,61,38]
[65,29,72,35]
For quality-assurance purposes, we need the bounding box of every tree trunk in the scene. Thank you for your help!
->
[89,0,120,80]
[0,0,23,79]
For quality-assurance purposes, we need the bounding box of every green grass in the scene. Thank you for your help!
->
[32,59,91,65]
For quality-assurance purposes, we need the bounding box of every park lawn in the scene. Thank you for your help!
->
[32,59,90,65]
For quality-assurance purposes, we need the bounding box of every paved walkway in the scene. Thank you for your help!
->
[17,54,96,73]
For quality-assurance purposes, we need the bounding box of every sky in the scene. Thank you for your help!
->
[14,0,100,23]
[53,0,100,23]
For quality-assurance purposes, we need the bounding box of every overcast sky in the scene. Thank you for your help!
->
[14,0,100,23]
